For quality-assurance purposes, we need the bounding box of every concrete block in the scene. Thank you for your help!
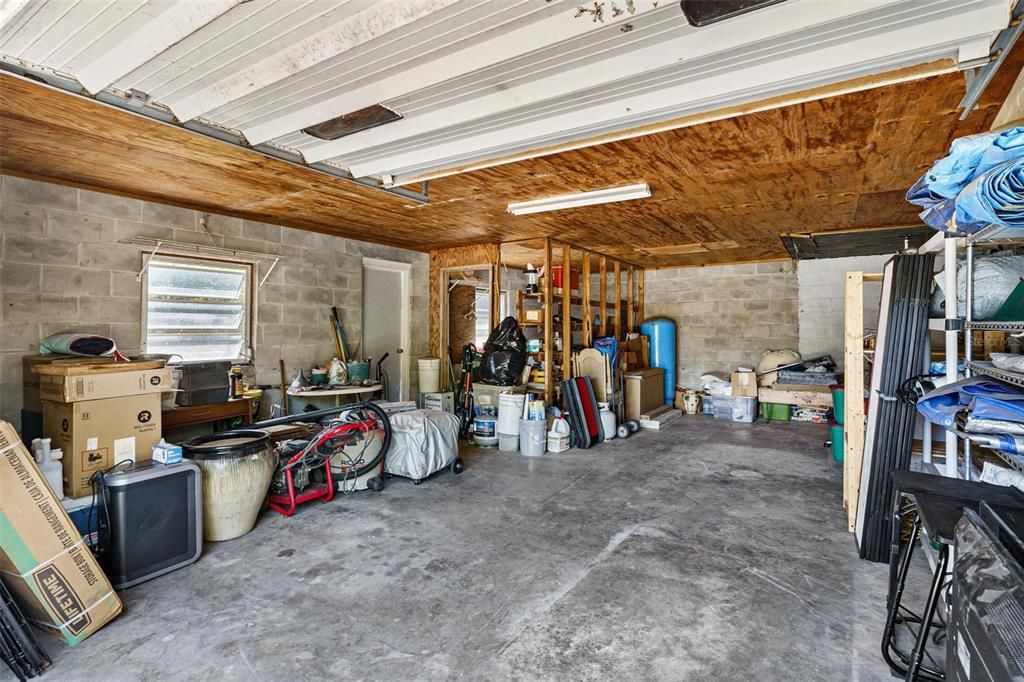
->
[0,203,45,235]
[39,321,109,340]
[110,271,142,297]
[260,284,301,305]
[319,269,349,289]
[79,243,141,272]
[5,293,77,322]
[2,176,76,211]
[41,266,110,296]
[80,296,140,323]
[1,262,40,292]
[257,302,282,325]
[108,323,142,353]
[242,220,282,243]
[3,233,78,266]
[115,220,173,242]
[0,322,38,352]
[204,214,243,238]
[142,202,197,229]
[78,190,143,221]
[45,209,115,243]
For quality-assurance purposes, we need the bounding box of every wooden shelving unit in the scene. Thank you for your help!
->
[505,237,641,403]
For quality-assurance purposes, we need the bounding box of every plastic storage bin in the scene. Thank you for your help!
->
[759,402,791,422]
[713,396,757,423]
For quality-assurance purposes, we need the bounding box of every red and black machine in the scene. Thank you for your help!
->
[261,402,391,517]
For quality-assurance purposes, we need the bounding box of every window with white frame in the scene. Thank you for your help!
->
[142,254,253,361]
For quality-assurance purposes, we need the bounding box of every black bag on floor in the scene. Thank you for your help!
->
[478,317,526,386]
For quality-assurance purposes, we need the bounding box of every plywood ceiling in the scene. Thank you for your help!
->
[0,0,1009,185]
[1,45,1020,267]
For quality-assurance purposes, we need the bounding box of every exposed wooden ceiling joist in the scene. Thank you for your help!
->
[1,39,1021,268]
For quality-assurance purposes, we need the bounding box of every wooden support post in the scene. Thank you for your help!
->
[491,261,502,331]
[562,243,571,384]
[543,238,553,405]
[582,252,592,346]
[844,271,866,532]
[598,257,607,338]
[626,266,635,332]
[637,269,645,326]
[613,261,622,340]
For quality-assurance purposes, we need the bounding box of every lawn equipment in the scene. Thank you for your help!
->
[259,402,392,517]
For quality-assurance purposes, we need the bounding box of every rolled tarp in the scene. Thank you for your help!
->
[38,333,117,356]
[907,126,1024,207]
[917,376,1024,428]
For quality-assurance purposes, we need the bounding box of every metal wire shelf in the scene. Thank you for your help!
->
[968,360,1024,387]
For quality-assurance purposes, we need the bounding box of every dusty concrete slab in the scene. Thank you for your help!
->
[30,418,892,681]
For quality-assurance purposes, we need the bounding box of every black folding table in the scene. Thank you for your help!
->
[883,470,1024,681]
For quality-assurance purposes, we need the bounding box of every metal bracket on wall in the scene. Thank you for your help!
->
[957,0,1024,119]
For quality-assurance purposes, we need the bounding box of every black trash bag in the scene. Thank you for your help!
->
[484,316,527,353]
[478,317,526,385]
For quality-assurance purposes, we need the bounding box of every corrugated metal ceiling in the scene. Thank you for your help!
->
[0,0,1012,185]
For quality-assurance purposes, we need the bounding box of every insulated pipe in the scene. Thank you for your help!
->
[944,237,959,478]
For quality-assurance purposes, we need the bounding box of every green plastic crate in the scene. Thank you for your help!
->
[759,402,791,422]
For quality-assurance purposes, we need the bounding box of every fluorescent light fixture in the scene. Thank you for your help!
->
[506,183,650,216]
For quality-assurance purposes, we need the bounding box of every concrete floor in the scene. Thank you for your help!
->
[33,418,896,681]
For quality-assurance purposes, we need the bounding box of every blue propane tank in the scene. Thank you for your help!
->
[640,318,676,405]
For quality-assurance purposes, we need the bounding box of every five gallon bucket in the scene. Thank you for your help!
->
[519,419,546,457]
[474,415,498,448]
[830,384,845,425]
[418,358,441,393]
[828,422,844,463]
[498,393,527,434]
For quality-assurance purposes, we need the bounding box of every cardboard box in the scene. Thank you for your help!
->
[0,420,122,645]
[23,355,114,412]
[624,368,665,421]
[731,371,758,398]
[523,308,543,323]
[620,336,650,371]
[43,394,162,498]
[38,367,171,403]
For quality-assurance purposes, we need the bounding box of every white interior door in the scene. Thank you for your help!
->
[362,258,410,402]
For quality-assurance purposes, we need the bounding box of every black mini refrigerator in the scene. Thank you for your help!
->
[100,460,203,589]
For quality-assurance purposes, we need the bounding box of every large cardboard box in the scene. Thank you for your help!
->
[0,421,122,644]
[38,367,171,403]
[731,371,758,398]
[42,394,162,498]
[624,367,665,421]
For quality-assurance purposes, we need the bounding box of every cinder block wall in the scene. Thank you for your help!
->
[0,175,429,428]
[797,255,891,367]
[643,261,800,388]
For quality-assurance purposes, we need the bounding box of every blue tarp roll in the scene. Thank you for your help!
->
[908,126,1024,234]
[917,377,1024,427]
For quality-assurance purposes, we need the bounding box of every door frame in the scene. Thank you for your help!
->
[440,263,493,391]
[362,257,411,401]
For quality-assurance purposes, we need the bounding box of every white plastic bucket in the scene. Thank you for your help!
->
[498,393,527,435]
[474,416,498,448]
[519,419,546,456]
[418,357,441,393]
[498,433,519,452]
